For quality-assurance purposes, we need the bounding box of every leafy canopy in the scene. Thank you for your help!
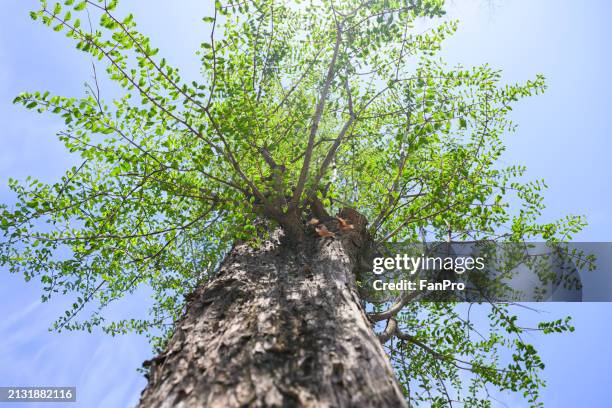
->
[1,0,586,406]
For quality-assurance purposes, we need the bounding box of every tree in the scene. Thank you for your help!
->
[1,0,587,406]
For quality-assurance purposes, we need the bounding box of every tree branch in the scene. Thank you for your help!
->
[290,20,343,209]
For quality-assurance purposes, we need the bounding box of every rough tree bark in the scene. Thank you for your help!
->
[138,210,406,408]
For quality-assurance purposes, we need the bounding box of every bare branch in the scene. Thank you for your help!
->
[290,20,343,209]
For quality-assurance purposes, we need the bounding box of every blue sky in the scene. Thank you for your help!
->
[1,0,611,407]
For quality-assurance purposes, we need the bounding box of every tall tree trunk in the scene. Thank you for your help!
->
[138,218,406,407]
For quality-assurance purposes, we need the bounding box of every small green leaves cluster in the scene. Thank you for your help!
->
[386,302,574,407]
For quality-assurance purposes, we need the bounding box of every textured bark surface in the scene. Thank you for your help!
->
[138,213,406,408]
